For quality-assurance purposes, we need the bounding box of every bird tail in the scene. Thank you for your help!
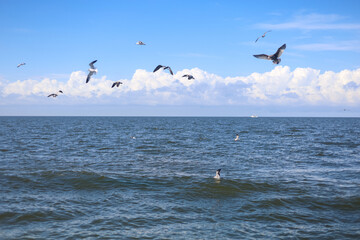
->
[273,59,281,64]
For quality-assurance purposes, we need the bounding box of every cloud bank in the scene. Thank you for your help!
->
[1,66,360,106]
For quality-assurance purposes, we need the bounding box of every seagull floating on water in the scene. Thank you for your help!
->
[255,30,271,43]
[153,65,173,75]
[86,60,98,83]
[111,81,123,88]
[136,41,146,45]
[253,44,286,64]
[182,74,194,80]
[48,90,63,98]
[235,134,239,141]
[17,63,26,68]
[214,169,221,179]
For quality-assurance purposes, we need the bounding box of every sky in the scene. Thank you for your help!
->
[1,0,360,116]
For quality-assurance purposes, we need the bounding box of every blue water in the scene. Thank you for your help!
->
[0,117,359,239]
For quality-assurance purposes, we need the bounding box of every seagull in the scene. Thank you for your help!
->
[111,81,123,88]
[48,90,63,98]
[255,30,271,43]
[182,74,194,80]
[235,134,239,141]
[153,65,173,75]
[214,169,221,179]
[136,41,146,45]
[253,44,286,64]
[17,63,26,68]
[86,60,98,83]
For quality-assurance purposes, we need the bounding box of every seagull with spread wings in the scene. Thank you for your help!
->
[86,60,98,83]
[182,74,194,80]
[48,90,63,98]
[17,63,26,68]
[255,30,271,43]
[153,65,173,75]
[253,44,286,64]
[111,81,123,88]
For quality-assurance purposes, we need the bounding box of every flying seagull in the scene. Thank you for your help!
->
[153,65,173,75]
[17,63,26,68]
[255,30,271,43]
[86,60,98,83]
[48,90,63,98]
[214,169,221,179]
[136,41,146,45]
[253,44,286,64]
[182,74,194,80]
[111,81,123,88]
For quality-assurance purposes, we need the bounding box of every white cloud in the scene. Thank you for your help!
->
[294,41,360,52]
[256,13,360,30]
[1,66,360,106]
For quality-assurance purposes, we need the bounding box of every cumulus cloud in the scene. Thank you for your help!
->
[1,66,360,106]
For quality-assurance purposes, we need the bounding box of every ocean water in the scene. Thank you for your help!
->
[0,117,359,239]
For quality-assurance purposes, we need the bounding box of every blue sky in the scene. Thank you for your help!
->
[1,0,360,116]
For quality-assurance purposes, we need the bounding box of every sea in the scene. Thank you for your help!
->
[0,117,359,239]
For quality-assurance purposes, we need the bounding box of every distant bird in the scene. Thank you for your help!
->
[111,81,123,88]
[86,60,98,83]
[182,74,194,80]
[255,30,271,43]
[48,90,63,98]
[235,134,239,141]
[214,169,221,179]
[153,65,173,75]
[17,63,26,68]
[253,44,286,64]
[136,41,146,45]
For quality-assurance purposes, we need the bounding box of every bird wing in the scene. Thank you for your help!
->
[263,30,272,37]
[59,90,63,93]
[153,65,163,73]
[274,44,286,58]
[253,54,269,60]
[182,75,188,77]
[89,60,97,69]
[255,37,260,43]
[111,82,116,88]
[47,94,53,97]
[86,71,94,83]
[167,67,173,75]
[189,75,194,79]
